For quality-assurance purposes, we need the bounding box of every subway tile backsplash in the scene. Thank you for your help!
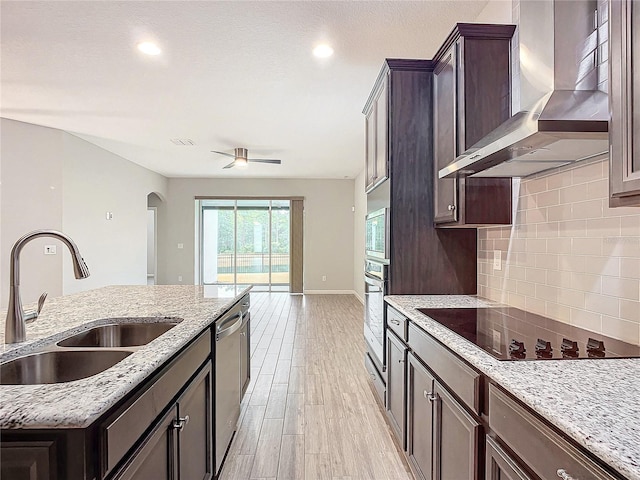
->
[478,159,640,345]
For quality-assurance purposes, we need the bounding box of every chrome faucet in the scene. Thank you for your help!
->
[5,230,90,343]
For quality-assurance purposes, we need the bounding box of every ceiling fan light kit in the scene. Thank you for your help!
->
[211,147,283,169]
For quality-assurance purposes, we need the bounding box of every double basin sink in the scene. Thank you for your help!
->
[0,319,181,385]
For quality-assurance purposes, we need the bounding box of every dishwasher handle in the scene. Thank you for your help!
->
[216,312,243,341]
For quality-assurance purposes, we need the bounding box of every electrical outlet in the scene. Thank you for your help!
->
[322,275,327,282]
[44,245,57,255]
[177,243,184,249]
[178,275,183,282]
[493,250,502,271]
[105,211,113,220]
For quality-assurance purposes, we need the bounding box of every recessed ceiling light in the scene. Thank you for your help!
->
[137,41,162,56]
[313,44,334,58]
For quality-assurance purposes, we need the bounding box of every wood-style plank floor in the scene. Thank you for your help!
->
[219,293,413,480]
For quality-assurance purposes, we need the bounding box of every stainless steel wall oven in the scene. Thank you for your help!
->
[364,258,387,373]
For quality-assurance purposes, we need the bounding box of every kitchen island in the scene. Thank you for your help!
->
[386,295,640,480]
[0,284,251,479]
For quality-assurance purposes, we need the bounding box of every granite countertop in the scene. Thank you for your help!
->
[0,284,251,429]
[386,295,640,480]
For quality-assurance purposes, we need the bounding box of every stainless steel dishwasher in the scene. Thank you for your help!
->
[214,294,250,476]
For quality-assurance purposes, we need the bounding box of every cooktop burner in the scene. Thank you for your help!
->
[416,307,640,361]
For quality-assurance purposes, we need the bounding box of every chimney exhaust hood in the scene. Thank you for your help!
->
[440,0,609,179]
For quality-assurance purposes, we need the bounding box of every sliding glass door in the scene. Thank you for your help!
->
[201,199,291,292]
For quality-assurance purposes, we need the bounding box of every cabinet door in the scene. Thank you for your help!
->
[112,408,177,480]
[0,441,56,480]
[240,315,250,397]
[365,105,377,191]
[406,352,436,480]
[385,329,407,448]
[375,77,388,185]
[434,381,481,480]
[610,0,640,205]
[433,44,458,224]
[485,436,532,480]
[177,364,213,480]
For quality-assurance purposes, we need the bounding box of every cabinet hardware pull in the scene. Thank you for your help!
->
[556,469,576,480]
[242,302,250,307]
[447,204,456,211]
[389,319,401,325]
[423,390,436,401]
[172,415,190,431]
[398,359,404,363]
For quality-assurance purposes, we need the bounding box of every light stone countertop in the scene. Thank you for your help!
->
[0,284,251,429]
[386,295,640,480]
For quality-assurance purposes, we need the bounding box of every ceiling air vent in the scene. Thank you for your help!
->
[170,138,195,146]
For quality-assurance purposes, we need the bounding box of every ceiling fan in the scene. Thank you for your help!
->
[211,147,282,169]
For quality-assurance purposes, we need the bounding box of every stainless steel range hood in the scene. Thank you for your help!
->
[440,0,609,179]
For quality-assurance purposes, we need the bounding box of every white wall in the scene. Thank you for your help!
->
[158,177,355,292]
[0,119,64,307]
[0,118,168,307]
[353,169,366,302]
[474,0,512,23]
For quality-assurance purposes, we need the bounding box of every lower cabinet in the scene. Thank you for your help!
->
[406,352,436,480]
[0,441,57,480]
[433,382,480,480]
[112,364,213,480]
[406,352,480,480]
[385,329,407,448]
[485,436,532,480]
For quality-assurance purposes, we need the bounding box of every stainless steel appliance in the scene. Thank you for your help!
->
[214,296,249,475]
[417,307,640,360]
[364,259,387,372]
[365,208,389,260]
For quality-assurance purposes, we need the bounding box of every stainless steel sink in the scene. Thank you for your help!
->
[0,350,132,385]
[57,321,179,348]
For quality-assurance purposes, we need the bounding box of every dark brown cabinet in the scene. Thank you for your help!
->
[609,0,640,206]
[0,441,57,480]
[113,364,213,480]
[385,329,407,448]
[406,352,436,480]
[432,24,515,227]
[364,74,389,192]
[485,436,532,480]
[433,382,480,480]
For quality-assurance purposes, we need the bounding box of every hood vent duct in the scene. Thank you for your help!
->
[440,0,609,179]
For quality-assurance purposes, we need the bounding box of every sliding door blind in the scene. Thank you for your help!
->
[290,199,304,293]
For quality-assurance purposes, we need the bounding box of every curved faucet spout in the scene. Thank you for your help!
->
[5,230,90,344]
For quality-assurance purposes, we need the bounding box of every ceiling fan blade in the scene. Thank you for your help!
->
[223,161,236,169]
[247,159,282,164]
[211,150,236,158]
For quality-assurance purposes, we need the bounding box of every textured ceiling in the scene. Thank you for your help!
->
[1,1,489,179]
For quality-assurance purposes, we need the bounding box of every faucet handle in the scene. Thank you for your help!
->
[37,292,48,314]
[24,292,47,324]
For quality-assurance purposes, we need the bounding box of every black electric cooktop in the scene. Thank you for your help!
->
[417,307,640,361]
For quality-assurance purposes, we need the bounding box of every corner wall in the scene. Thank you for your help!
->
[0,118,168,307]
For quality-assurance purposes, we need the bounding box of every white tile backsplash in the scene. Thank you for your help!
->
[478,159,640,345]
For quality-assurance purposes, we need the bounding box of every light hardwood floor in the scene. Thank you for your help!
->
[219,293,413,480]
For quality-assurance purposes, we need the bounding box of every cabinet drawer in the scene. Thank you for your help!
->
[489,384,619,480]
[102,329,211,477]
[386,305,408,341]
[364,353,385,407]
[408,323,481,414]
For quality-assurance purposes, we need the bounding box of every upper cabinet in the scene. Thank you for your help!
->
[364,74,389,193]
[433,24,516,226]
[609,0,640,206]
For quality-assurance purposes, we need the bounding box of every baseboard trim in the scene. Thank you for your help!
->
[353,292,364,304]
[304,289,357,295]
